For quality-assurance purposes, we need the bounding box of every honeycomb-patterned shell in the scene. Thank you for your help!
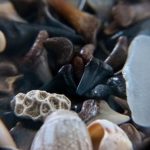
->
[11,90,71,121]
[31,110,93,150]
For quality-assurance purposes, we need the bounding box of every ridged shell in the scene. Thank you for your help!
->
[88,119,133,150]
[11,90,71,121]
[31,110,92,150]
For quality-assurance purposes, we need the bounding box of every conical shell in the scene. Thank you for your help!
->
[88,119,133,150]
[31,110,92,150]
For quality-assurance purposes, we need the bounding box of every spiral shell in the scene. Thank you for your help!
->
[11,90,71,121]
[88,119,133,150]
[31,110,92,150]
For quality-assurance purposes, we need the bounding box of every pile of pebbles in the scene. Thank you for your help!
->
[0,0,150,150]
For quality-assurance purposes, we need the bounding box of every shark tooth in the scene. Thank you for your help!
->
[79,100,130,125]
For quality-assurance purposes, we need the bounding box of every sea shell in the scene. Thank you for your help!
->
[120,123,143,148]
[79,100,130,125]
[0,119,18,150]
[122,35,150,127]
[31,110,92,150]
[0,31,6,53]
[88,119,133,150]
[11,90,71,121]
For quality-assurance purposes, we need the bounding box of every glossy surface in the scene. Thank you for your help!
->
[123,35,150,127]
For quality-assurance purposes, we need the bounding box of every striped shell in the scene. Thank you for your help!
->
[31,110,92,150]
[11,90,71,121]
[88,119,133,150]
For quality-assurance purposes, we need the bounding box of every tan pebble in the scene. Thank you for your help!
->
[0,31,6,53]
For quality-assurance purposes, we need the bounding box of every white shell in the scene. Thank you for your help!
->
[88,119,133,150]
[122,35,150,127]
[11,90,71,121]
[31,110,92,150]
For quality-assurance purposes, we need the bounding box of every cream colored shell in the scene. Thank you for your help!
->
[88,119,133,150]
[31,110,93,150]
[0,31,6,53]
[0,119,18,150]
[11,90,71,121]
